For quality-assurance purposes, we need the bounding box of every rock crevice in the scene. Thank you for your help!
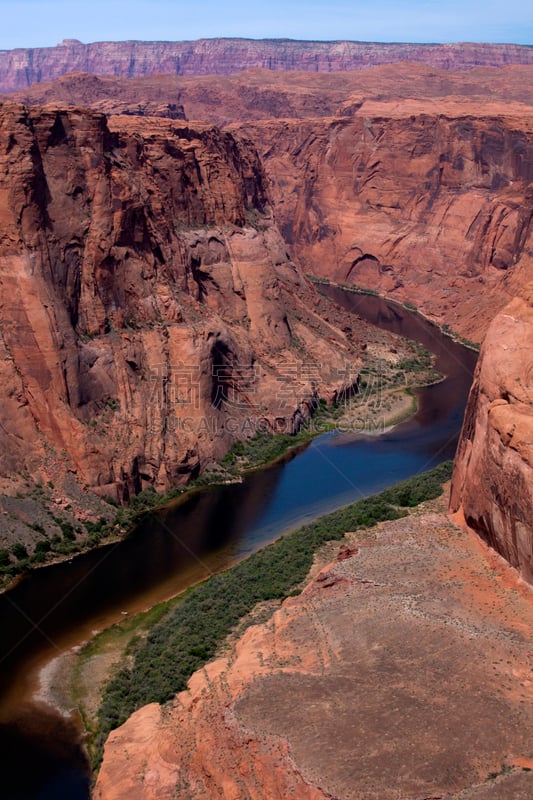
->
[0,103,357,503]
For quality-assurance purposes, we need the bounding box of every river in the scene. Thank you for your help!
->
[0,289,477,799]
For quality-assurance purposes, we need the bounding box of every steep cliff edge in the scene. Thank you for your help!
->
[7,63,533,126]
[1,39,532,93]
[239,104,533,341]
[95,496,533,800]
[0,103,357,514]
[7,67,533,342]
[450,284,533,584]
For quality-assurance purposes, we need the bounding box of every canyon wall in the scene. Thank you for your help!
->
[1,39,533,93]
[0,102,357,505]
[9,67,533,341]
[7,64,533,126]
[239,104,533,340]
[451,284,533,584]
[6,52,532,796]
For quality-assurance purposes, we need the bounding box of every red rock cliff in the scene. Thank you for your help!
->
[1,39,533,93]
[450,283,533,584]
[239,103,533,340]
[0,103,357,504]
[7,67,533,342]
[95,506,533,799]
[8,64,533,127]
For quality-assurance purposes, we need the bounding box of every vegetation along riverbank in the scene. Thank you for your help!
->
[0,331,440,592]
[57,462,454,770]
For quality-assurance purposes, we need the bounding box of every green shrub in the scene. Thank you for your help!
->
[129,488,158,511]
[93,462,452,767]
[11,543,28,560]
[59,521,76,541]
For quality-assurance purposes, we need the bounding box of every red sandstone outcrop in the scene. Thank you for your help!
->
[0,102,358,505]
[8,62,533,125]
[238,103,533,341]
[451,283,533,584]
[0,66,531,534]
[1,39,533,93]
[6,66,533,342]
[5,72,188,120]
[95,506,533,799]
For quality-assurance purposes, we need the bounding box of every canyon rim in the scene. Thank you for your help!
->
[0,34,532,800]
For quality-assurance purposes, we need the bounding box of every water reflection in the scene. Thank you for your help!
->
[0,289,477,799]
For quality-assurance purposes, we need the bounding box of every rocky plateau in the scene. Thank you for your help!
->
[1,38,533,93]
[96,492,533,799]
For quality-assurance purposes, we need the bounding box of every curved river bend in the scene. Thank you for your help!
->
[0,289,477,799]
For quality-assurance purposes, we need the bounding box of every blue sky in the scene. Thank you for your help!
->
[0,0,531,50]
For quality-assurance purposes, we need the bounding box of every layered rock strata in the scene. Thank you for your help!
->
[1,39,533,93]
[0,103,357,505]
[96,501,533,799]
[7,64,533,127]
[451,283,533,584]
[239,104,533,341]
[6,67,533,342]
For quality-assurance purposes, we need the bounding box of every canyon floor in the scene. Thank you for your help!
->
[0,45,532,800]
[31,336,430,732]
[96,488,533,800]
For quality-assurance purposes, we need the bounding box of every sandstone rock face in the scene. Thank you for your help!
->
[0,103,357,503]
[451,284,533,584]
[8,63,533,127]
[5,72,188,120]
[95,507,533,799]
[7,67,533,342]
[240,104,533,340]
[1,39,533,93]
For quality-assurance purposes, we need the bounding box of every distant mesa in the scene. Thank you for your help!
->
[0,38,532,92]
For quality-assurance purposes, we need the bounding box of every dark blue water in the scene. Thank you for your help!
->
[0,290,477,799]
[232,433,438,555]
